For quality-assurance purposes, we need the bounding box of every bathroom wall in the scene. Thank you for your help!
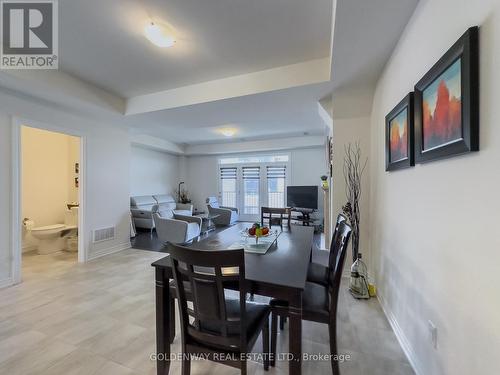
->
[21,126,80,250]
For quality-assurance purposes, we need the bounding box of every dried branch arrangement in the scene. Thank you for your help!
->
[342,142,368,263]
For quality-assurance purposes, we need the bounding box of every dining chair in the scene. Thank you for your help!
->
[261,207,291,229]
[270,221,352,375]
[307,213,347,286]
[168,243,271,375]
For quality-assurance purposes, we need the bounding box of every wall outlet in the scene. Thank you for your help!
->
[428,320,438,349]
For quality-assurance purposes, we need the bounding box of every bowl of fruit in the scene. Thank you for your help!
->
[246,223,270,243]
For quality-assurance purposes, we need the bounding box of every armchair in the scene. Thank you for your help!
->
[206,196,239,226]
[153,210,202,244]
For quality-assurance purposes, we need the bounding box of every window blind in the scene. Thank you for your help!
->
[242,166,260,180]
[220,167,237,179]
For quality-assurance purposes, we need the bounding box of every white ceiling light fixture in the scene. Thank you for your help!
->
[219,127,237,137]
[144,22,176,48]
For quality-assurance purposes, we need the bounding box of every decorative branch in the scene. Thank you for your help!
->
[342,142,367,263]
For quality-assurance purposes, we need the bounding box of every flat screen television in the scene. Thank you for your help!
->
[287,186,318,210]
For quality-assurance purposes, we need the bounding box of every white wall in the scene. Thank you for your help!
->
[130,146,180,197]
[0,88,131,286]
[368,1,500,374]
[0,113,11,287]
[183,147,328,214]
[332,116,371,264]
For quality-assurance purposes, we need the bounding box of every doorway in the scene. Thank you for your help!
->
[12,119,86,284]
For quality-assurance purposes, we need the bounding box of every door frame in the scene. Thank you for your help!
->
[11,117,87,284]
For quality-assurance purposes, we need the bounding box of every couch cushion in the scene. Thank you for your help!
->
[207,197,219,208]
[174,209,192,216]
[153,195,176,204]
[131,196,156,210]
[186,222,200,240]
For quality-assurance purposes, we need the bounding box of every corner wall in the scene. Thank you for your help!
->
[369,0,500,374]
[130,145,180,197]
[332,116,371,264]
[0,88,132,286]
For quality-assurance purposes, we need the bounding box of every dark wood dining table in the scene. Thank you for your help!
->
[151,222,315,375]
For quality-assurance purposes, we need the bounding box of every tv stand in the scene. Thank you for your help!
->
[290,208,317,227]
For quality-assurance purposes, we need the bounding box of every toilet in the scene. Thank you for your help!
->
[28,207,79,255]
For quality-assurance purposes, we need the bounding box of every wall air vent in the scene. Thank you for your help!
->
[93,227,115,243]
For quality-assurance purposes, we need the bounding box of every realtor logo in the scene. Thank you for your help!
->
[1,0,58,69]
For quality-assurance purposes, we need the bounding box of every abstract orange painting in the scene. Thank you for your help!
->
[385,93,414,171]
[389,108,408,162]
[422,59,462,150]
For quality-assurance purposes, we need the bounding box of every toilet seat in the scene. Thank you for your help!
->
[32,224,66,232]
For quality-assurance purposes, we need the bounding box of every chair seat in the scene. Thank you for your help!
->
[307,262,329,286]
[200,299,270,337]
[270,282,329,322]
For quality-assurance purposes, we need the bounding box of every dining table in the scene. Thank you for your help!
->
[151,222,315,375]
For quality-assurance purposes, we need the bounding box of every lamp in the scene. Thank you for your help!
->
[178,181,185,202]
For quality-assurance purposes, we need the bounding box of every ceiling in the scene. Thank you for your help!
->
[0,0,420,148]
[124,81,333,144]
[59,0,332,98]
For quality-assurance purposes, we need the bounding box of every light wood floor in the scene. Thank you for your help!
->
[0,249,414,375]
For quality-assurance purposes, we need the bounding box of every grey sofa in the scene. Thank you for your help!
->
[130,194,194,231]
[206,196,239,226]
[153,194,193,217]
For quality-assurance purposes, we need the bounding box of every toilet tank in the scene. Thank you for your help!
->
[65,206,79,226]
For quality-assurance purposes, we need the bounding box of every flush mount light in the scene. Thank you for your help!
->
[219,127,237,137]
[145,22,176,48]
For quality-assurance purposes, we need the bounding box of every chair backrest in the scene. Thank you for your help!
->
[328,221,352,322]
[327,213,348,269]
[206,196,219,208]
[168,243,248,350]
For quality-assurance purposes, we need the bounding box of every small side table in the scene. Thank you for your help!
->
[194,213,219,234]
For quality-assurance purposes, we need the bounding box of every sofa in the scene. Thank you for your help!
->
[130,196,157,230]
[153,194,193,217]
[130,194,193,231]
[206,196,239,226]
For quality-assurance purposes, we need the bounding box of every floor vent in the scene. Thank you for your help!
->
[93,227,115,243]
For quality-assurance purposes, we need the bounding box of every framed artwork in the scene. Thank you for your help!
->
[414,26,479,163]
[385,93,414,171]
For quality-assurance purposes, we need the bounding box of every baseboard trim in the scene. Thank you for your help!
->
[0,277,14,289]
[377,291,423,375]
[88,241,131,261]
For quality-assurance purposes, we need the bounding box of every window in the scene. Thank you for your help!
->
[218,154,289,220]
[220,167,237,208]
[267,166,286,208]
[242,167,260,215]
[219,154,289,165]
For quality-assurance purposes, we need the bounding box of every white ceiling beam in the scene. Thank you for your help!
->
[0,70,125,115]
[130,134,186,155]
[125,58,331,115]
[184,135,325,156]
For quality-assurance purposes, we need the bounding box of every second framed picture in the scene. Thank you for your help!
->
[385,93,414,171]
[414,26,479,163]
